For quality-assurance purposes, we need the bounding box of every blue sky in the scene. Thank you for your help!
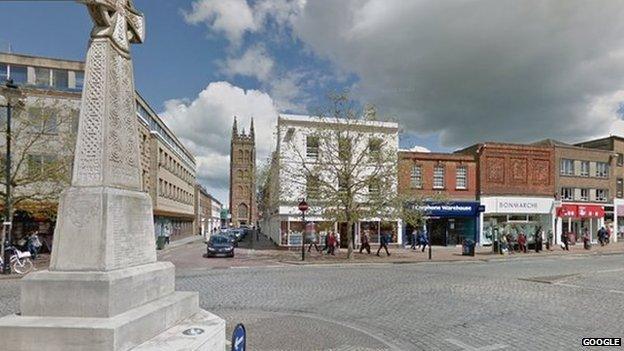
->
[2,0,624,204]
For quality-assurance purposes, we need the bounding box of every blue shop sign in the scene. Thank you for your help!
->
[408,201,482,217]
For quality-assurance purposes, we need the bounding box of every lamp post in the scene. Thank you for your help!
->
[0,79,23,274]
[298,199,309,261]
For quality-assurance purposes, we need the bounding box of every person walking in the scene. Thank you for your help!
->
[376,231,390,256]
[500,233,508,254]
[27,231,42,260]
[518,233,527,253]
[561,231,569,251]
[419,228,429,253]
[506,233,515,254]
[546,230,553,251]
[582,228,591,250]
[598,226,607,246]
[327,232,336,255]
[535,228,543,253]
[410,228,418,250]
[307,231,320,253]
[359,230,371,254]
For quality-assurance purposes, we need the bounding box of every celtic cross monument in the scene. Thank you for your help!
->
[0,1,225,350]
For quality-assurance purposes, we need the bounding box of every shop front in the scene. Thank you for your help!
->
[480,197,555,246]
[615,199,624,242]
[404,202,482,246]
[556,203,605,244]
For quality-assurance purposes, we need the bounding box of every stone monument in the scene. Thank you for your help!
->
[0,1,225,350]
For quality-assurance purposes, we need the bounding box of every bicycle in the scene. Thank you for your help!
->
[0,246,34,275]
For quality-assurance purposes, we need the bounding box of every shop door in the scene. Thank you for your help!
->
[427,219,447,246]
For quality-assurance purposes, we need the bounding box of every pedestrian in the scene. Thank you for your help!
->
[327,232,336,255]
[582,228,591,250]
[535,228,543,253]
[419,228,428,253]
[376,231,390,256]
[546,230,553,251]
[598,226,607,246]
[410,228,418,250]
[27,231,42,260]
[359,230,371,254]
[518,233,527,253]
[500,233,508,254]
[561,232,569,251]
[307,231,320,253]
[506,234,515,254]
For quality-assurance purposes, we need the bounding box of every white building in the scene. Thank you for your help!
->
[260,114,401,248]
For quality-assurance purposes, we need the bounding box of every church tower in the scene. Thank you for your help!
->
[229,117,257,227]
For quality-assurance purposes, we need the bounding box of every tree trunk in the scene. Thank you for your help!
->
[347,219,354,259]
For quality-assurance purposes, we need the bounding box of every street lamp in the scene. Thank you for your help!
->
[298,199,309,261]
[0,79,24,274]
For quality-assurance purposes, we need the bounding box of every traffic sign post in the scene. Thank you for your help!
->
[231,323,246,351]
[298,199,309,261]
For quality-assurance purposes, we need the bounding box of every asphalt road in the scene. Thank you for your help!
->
[1,254,623,350]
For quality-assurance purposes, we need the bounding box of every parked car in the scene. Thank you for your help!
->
[205,235,235,258]
[220,230,239,247]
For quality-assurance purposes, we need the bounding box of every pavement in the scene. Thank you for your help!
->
[158,232,624,272]
[1,251,622,350]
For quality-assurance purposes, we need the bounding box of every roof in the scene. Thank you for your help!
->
[278,113,399,130]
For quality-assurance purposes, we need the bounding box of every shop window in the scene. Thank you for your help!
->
[560,159,574,176]
[410,165,422,188]
[596,189,608,202]
[596,162,609,178]
[306,136,319,159]
[433,165,445,189]
[579,161,589,177]
[456,166,467,190]
[561,187,573,201]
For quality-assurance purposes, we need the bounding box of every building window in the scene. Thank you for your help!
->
[52,69,68,89]
[410,164,422,188]
[560,159,574,176]
[8,65,27,84]
[596,189,608,202]
[433,165,445,189]
[561,187,573,201]
[596,162,609,178]
[456,166,467,190]
[35,67,50,87]
[368,138,382,156]
[617,153,624,166]
[28,107,58,133]
[338,137,351,161]
[306,175,319,201]
[238,203,248,219]
[579,188,589,201]
[579,161,589,177]
[368,180,380,198]
[618,178,623,198]
[0,64,7,82]
[27,154,57,179]
[74,71,84,90]
[306,136,319,159]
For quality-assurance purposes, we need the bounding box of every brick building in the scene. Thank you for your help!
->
[576,135,624,241]
[229,117,257,227]
[533,139,615,244]
[398,151,480,245]
[457,142,555,245]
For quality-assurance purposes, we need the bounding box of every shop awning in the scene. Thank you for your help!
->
[557,204,604,218]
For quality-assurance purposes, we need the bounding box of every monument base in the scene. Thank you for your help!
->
[0,262,226,350]
[0,291,224,351]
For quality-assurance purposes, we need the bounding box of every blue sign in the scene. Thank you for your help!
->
[231,323,246,351]
[409,201,481,217]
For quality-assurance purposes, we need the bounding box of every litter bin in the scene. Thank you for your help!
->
[462,239,475,256]
[156,236,166,250]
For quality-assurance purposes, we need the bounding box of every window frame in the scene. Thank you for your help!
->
[455,165,467,190]
[433,165,445,190]
[410,164,422,189]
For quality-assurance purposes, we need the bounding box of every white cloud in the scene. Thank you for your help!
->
[220,45,274,82]
[286,0,624,147]
[161,82,279,205]
[182,0,257,46]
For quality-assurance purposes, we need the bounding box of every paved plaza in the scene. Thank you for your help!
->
[2,253,624,350]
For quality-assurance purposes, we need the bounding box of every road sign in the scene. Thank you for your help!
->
[231,323,246,351]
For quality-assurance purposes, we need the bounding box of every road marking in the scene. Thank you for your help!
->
[554,282,624,295]
[445,338,508,351]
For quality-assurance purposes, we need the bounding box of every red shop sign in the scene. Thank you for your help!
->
[557,205,604,218]
[557,204,577,217]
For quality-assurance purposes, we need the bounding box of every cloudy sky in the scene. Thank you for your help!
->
[2,0,624,205]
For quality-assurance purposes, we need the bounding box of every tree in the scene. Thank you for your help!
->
[0,92,78,223]
[281,93,399,258]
